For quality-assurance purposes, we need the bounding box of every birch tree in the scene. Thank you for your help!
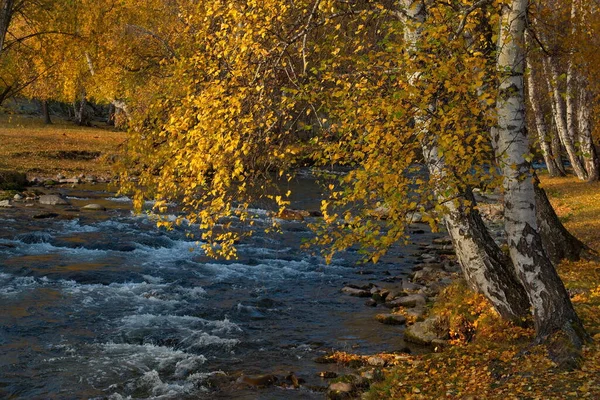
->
[494,0,587,360]
[399,0,529,322]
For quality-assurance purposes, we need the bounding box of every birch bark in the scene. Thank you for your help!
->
[525,53,563,177]
[543,59,587,179]
[495,0,586,353]
[577,82,599,181]
[400,0,529,321]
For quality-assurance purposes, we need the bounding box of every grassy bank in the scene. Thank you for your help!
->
[0,114,126,179]
[366,176,600,399]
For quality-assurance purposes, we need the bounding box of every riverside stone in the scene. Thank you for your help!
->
[375,313,406,325]
[0,200,13,208]
[366,356,386,367]
[341,287,371,297]
[327,382,354,398]
[404,317,449,345]
[39,194,69,205]
[386,294,426,308]
[82,203,106,211]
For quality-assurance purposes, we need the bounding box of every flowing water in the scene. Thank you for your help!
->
[0,173,435,399]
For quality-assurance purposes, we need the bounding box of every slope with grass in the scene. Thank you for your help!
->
[0,114,126,179]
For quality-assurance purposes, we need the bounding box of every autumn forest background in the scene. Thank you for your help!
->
[1,0,600,399]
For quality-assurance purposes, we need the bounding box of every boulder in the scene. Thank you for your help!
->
[403,306,426,321]
[82,203,106,211]
[364,298,377,307]
[327,382,354,399]
[375,313,406,325]
[341,286,371,297]
[401,279,424,292]
[411,267,449,284]
[366,356,386,367]
[59,178,80,184]
[384,289,404,301]
[404,317,449,345]
[13,193,23,201]
[33,212,59,219]
[275,209,305,221]
[386,294,426,309]
[371,289,390,302]
[39,194,70,205]
[0,199,13,208]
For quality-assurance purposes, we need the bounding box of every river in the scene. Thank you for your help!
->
[0,172,436,399]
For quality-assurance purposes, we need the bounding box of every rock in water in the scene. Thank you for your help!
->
[0,200,13,208]
[375,314,407,325]
[341,287,371,297]
[327,382,354,399]
[82,203,106,211]
[236,374,278,388]
[33,212,59,219]
[39,194,70,205]
[386,294,427,309]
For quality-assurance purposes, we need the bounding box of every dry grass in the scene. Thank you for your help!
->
[0,114,126,179]
[539,175,600,251]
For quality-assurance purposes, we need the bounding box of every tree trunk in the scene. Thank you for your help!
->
[42,100,52,125]
[577,83,599,181]
[107,103,116,126]
[525,54,563,177]
[534,176,586,264]
[495,0,587,361]
[74,91,89,126]
[0,0,15,57]
[544,58,587,180]
[401,0,530,322]
[550,129,567,176]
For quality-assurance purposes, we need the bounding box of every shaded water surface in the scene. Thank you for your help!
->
[0,175,434,399]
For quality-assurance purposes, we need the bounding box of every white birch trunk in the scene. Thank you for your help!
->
[400,0,529,321]
[543,59,587,179]
[577,83,599,181]
[495,0,585,348]
[571,2,600,181]
[525,54,563,177]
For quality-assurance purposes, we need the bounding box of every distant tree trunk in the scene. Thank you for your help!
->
[544,59,587,180]
[0,0,15,57]
[551,130,567,176]
[107,103,116,126]
[534,176,587,264]
[73,90,89,126]
[576,83,599,182]
[401,0,530,322]
[496,0,587,359]
[525,53,563,177]
[41,100,52,124]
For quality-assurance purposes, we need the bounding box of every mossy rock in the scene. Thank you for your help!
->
[0,190,19,201]
[0,171,27,190]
